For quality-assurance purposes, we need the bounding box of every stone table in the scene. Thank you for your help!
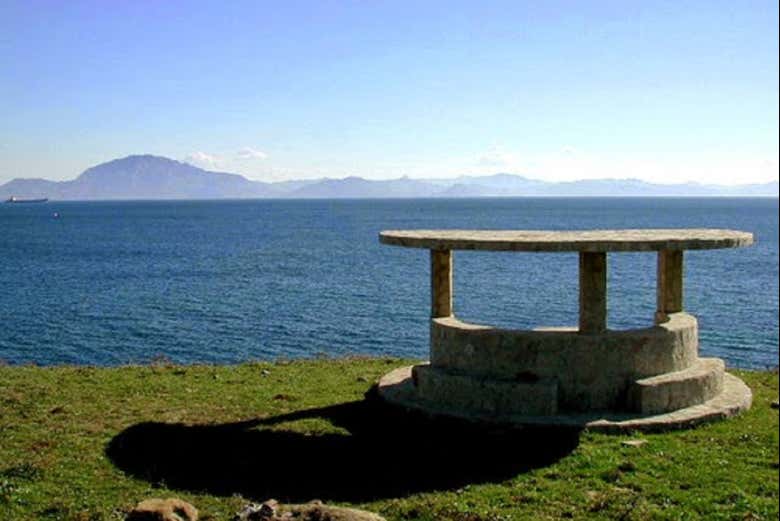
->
[376,229,755,431]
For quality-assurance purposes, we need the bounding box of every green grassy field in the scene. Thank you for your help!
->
[0,359,777,520]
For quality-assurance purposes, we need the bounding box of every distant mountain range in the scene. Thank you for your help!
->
[1,154,777,200]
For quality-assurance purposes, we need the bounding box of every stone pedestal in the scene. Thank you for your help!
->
[376,229,755,431]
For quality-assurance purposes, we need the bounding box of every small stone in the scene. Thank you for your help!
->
[282,503,385,520]
[236,500,385,521]
[232,504,255,521]
[621,439,648,448]
[261,370,271,377]
[356,376,369,383]
[127,498,198,521]
[233,500,278,521]
[260,500,278,517]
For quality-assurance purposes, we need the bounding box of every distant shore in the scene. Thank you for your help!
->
[2,154,778,200]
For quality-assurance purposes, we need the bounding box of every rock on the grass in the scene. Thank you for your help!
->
[234,500,385,521]
[126,498,198,521]
[233,500,278,520]
[285,502,386,521]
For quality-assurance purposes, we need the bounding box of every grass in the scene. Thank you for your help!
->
[0,358,777,520]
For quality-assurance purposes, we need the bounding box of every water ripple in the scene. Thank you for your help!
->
[0,198,777,369]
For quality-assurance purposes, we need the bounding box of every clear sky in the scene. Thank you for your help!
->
[1,1,778,184]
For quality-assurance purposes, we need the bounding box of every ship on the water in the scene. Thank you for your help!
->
[5,196,49,203]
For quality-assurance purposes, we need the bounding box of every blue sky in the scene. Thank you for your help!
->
[1,1,777,184]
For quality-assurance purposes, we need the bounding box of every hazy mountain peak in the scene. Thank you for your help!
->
[80,154,192,177]
[1,154,279,200]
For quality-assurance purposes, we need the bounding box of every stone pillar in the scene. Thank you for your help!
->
[430,249,453,318]
[656,249,684,324]
[579,252,607,334]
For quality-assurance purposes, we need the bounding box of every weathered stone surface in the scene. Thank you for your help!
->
[377,367,752,432]
[283,503,385,520]
[629,358,724,414]
[379,229,754,252]
[232,500,277,520]
[656,249,684,323]
[235,500,385,521]
[579,251,607,334]
[377,227,754,431]
[430,313,699,412]
[412,364,558,416]
[430,249,453,318]
[127,498,198,521]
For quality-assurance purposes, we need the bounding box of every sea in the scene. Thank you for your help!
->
[1,197,777,369]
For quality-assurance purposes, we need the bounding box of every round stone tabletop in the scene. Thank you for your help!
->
[379,229,754,252]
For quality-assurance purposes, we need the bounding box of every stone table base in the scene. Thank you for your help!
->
[377,365,753,433]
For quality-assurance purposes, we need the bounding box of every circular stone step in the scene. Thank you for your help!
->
[377,366,752,433]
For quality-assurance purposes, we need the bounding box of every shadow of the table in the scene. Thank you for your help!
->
[106,391,581,503]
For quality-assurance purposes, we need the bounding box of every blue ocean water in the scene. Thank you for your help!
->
[0,198,777,369]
